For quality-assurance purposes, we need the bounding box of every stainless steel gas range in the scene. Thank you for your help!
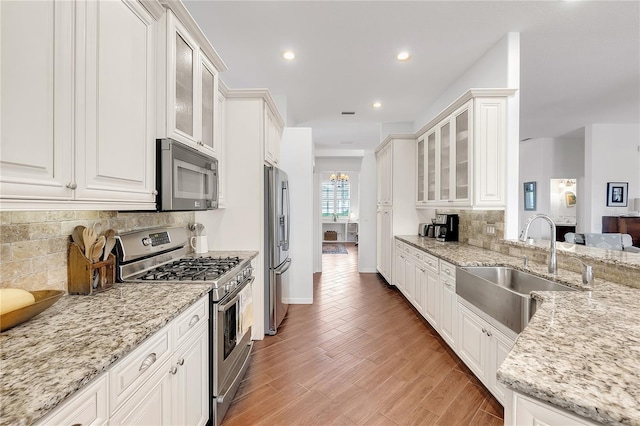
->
[115,226,253,426]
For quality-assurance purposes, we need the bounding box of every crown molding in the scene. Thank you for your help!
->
[414,88,517,138]
[139,0,165,20]
[375,134,416,153]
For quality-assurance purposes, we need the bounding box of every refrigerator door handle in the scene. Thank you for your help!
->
[275,258,292,275]
[281,181,290,250]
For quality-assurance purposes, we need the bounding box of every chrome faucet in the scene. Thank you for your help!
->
[520,214,557,274]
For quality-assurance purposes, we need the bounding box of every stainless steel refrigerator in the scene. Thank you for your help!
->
[264,165,291,335]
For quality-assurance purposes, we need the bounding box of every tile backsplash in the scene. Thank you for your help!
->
[437,209,505,250]
[0,211,194,292]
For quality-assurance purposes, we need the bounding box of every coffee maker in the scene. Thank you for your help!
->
[434,214,459,242]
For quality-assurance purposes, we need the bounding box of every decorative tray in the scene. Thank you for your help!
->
[0,290,65,332]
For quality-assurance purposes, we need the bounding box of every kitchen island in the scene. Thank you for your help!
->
[396,235,640,425]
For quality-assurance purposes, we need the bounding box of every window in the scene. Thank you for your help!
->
[322,178,350,218]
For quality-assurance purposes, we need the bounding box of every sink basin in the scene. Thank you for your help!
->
[456,266,575,333]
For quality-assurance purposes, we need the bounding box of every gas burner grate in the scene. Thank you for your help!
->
[138,256,241,282]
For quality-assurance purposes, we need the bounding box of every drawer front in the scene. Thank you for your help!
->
[174,295,209,347]
[109,325,171,414]
[423,252,439,272]
[395,241,408,254]
[38,374,108,426]
[440,260,456,280]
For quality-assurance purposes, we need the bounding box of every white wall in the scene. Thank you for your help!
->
[584,123,640,232]
[280,127,314,304]
[519,137,585,238]
[357,151,377,273]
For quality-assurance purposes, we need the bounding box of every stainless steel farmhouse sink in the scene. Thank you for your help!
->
[456,266,576,333]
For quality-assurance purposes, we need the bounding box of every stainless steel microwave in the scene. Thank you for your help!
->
[156,138,218,211]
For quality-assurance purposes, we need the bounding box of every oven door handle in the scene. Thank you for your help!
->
[218,276,255,312]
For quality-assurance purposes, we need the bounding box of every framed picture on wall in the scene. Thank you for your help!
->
[606,182,628,207]
[524,181,536,211]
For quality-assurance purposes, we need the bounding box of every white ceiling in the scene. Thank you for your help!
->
[183,1,640,151]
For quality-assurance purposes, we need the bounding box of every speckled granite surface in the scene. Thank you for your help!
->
[0,250,258,426]
[397,236,640,425]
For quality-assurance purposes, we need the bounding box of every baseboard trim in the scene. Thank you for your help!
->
[358,268,379,273]
[284,298,313,304]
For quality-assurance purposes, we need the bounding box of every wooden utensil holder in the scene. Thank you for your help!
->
[68,243,115,295]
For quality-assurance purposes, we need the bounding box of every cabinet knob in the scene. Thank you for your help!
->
[152,190,158,195]
[169,366,178,375]
[177,358,185,366]
[66,182,77,190]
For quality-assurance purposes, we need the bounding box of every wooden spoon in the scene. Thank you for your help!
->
[103,234,117,261]
[82,227,97,259]
[91,236,106,263]
[93,222,102,237]
[72,225,86,252]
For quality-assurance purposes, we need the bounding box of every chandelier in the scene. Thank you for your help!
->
[330,172,349,183]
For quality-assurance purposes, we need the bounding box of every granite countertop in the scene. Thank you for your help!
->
[396,236,640,425]
[0,250,258,426]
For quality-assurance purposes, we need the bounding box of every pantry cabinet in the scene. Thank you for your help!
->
[375,136,420,284]
[415,90,514,209]
[0,0,158,210]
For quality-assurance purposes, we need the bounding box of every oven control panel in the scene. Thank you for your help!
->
[144,231,171,247]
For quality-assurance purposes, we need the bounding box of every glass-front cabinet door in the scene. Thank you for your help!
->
[426,130,437,203]
[439,121,451,202]
[416,137,426,204]
[174,29,196,140]
[453,102,471,204]
[200,55,218,156]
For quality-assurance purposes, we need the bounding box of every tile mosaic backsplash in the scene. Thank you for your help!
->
[0,211,194,292]
[436,209,505,249]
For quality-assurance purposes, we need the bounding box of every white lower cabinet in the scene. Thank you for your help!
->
[376,207,393,282]
[439,261,458,349]
[509,392,600,426]
[458,301,515,406]
[422,267,439,329]
[35,295,209,426]
[37,374,108,426]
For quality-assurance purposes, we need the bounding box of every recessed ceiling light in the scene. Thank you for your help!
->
[372,102,382,109]
[397,51,411,61]
[282,50,295,60]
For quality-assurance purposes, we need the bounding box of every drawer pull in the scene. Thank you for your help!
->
[139,353,157,372]
[169,366,178,375]
[177,358,185,366]
[445,268,451,274]
[188,314,200,327]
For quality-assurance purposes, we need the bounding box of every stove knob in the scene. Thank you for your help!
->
[237,273,243,283]
[244,268,252,278]
[142,237,152,246]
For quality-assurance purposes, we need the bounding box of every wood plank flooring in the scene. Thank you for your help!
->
[222,244,504,425]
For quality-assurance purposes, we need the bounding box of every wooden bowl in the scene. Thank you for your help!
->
[0,290,65,332]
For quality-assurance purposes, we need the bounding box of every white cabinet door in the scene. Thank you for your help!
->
[264,105,281,166]
[376,208,392,282]
[404,256,416,303]
[74,0,155,203]
[413,263,427,314]
[423,269,440,329]
[37,374,108,426]
[394,246,406,291]
[511,392,599,426]
[0,0,74,200]
[452,102,472,204]
[458,303,489,383]
[440,275,458,349]
[173,322,209,426]
[109,361,173,426]
[489,327,514,406]
[473,97,506,207]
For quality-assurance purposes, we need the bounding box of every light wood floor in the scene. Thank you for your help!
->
[222,244,504,425]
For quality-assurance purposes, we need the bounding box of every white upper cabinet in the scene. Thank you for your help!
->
[264,104,282,167]
[75,0,156,204]
[157,9,222,158]
[376,142,392,205]
[415,90,513,209]
[0,1,74,201]
[0,0,158,210]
